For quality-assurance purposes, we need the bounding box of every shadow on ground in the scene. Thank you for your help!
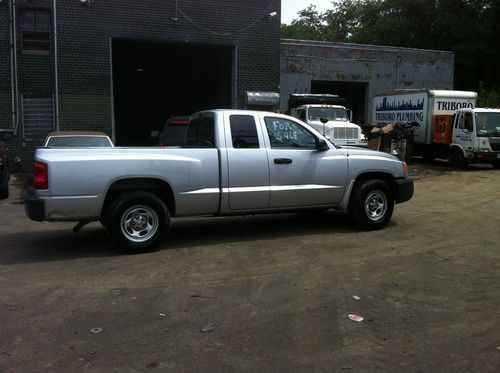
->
[0,210,366,264]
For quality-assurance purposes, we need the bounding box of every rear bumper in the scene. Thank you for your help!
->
[25,194,45,222]
[395,178,414,204]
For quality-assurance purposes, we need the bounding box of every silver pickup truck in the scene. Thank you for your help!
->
[26,110,413,253]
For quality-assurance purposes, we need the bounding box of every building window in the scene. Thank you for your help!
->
[22,96,54,143]
[21,8,51,55]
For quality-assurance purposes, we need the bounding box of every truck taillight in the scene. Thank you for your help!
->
[34,161,48,189]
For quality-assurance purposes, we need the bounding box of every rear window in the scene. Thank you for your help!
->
[185,116,215,148]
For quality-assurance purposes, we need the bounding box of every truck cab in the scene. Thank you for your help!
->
[290,104,367,147]
[450,108,500,168]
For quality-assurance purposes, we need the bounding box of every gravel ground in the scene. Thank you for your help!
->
[1,162,499,372]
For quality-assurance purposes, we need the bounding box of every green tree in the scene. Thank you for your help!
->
[281,5,325,40]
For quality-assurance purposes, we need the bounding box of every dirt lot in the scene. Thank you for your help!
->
[1,161,499,372]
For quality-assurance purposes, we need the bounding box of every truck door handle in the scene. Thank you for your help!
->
[274,158,293,164]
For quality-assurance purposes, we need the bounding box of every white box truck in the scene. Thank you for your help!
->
[372,90,500,167]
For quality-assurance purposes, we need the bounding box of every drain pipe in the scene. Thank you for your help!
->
[52,0,60,131]
[8,0,19,134]
[8,0,16,130]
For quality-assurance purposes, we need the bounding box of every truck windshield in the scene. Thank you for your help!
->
[308,108,348,122]
[476,113,500,136]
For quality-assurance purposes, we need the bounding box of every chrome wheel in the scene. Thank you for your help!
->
[364,190,387,222]
[120,205,159,243]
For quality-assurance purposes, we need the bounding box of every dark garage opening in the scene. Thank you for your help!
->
[311,81,368,124]
[112,40,233,146]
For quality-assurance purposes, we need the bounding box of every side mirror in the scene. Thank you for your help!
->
[150,130,160,140]
[316,139,329,151]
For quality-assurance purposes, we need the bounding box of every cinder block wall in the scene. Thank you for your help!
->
[0,0,281,170]
[280,39,455,122]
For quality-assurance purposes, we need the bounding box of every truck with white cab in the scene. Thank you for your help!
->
[26,110,413,253]
[373,89,500,167]
[289,94,367,147]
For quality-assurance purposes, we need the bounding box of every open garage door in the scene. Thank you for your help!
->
[112,40,234,146]
[311,81,367,125]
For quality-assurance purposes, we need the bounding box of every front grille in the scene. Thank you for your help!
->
[333,127,359,140]
[489,139,500,151]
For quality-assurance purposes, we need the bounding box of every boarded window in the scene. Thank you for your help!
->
[22,97,54,143]
[230,115,259,148]
[21,9,51,54]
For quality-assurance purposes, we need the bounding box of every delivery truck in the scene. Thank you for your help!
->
[371,89,500,167]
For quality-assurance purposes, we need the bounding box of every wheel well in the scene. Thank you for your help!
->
[100,178,175,221]
[350,172,397,204]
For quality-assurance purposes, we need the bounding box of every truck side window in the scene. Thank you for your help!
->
[264,117,317,149]
[464,112,473,132]
[230,115,259,148]
[298,109,306,121]
[185,117,215,148]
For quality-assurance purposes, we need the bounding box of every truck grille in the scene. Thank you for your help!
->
[489,138,500,151]
[333,127,359,140]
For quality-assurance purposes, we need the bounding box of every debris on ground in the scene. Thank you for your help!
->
[347,314,364,322]
[352,295,361,300]
[89,328,103,334]
[200,323,218,333]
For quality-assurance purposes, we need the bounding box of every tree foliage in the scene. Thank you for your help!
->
[281,0,500,94]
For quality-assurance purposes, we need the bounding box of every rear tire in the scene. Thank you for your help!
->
[105,191,170,253]
[348,179,394,230]
[491,162,500,169]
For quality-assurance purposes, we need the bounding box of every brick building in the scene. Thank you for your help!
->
[280,39,455,124]
[0,0,281,169]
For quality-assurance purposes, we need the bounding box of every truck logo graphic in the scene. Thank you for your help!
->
[376,97,425,111]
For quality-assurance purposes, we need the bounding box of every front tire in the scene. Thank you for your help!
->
[449,147,467,168]
[348,179,394,230]
[105,191,170,253]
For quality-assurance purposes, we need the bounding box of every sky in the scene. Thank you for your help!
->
[281,0,332,24]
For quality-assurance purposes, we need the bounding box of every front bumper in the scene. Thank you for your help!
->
[25,194,45,222]
[472,151,500,162]
[395,178,414,204]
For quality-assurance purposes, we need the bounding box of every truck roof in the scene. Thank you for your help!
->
[288,94,346,109]
[297,104,345,109]
[375,89,477,99]
[462,108,500,113]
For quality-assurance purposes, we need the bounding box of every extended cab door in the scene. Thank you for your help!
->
[259,115,348,208]
[223,112,270,210]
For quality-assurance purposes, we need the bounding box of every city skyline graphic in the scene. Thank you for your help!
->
[376,97,425,111]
